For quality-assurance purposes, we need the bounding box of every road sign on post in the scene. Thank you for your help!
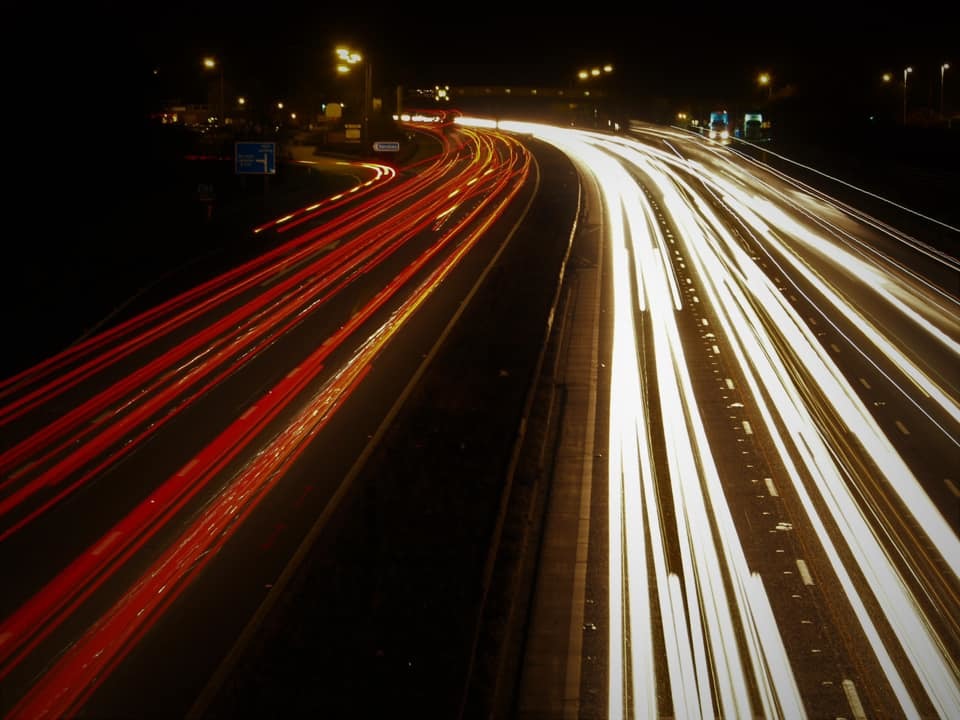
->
[344,123,361,143]
[372,141,400,152]
[235,142,277,174]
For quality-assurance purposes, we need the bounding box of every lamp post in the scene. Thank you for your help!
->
[758,72,772,101]
[903,66,913,125]
[575,64,614,127]
[336,46,371,151]
[203,57,224,126]
[942,63,951,117]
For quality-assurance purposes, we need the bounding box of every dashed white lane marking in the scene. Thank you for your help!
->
[895,420,910,436]
[796,559,814,586]
[859,377,871,390]
[945,478,960,498]
[764,477,779,497]
[742,421,753,435]
[842,679,868,720]
[725,378,735,389]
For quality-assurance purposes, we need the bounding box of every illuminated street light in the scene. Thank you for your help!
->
[237,96,246,106]
[277,101,284,110]
[579,64,613,81]
[758,72,772,100]
[903,66,913,125]
[942,62,951,116]
[573,63,615,129]
[334,45,372,150]
[882,72,892,83]
[202,56,224,125]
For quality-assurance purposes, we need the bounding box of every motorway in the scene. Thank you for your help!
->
[0,122,534,718]
[1,112,957,719]
[475,118,959,719]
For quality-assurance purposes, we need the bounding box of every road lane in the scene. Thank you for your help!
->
[484,117,959,719]
[0,123,533,717]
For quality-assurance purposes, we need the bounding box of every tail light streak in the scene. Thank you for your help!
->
[1,128,530,717]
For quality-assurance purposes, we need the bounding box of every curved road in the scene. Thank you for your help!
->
[0,123,533,718]
[485,118,960,720]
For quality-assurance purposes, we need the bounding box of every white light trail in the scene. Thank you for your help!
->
[474,117,960,718]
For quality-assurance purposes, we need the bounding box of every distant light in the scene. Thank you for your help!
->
[337,64,350,74]
[335,47,362,64]
[203,57,216,69]
[882,73,892,83]
[578,70,589,80]
[277,101,284,109]
[238,96,246,105]
[290,112,296,119]
[591,68,601,76]
[943,63,951,71]
[153,68,159,76]
[603,64,613,73]
[758,72,770,86]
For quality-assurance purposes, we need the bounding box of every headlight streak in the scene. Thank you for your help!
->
[667,158,960,715]
[719,186,960,368]
[485,116,960,717]
[660,149,960,714]
[715,190,960,443]
[718,146,959,308]
[514,121,805,717]
[601,134,811,715]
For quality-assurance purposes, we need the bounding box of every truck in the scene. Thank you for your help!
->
[743,112,763,140]
[708,110,730,142]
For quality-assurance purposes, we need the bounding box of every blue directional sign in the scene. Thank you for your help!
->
[235,142,277,175]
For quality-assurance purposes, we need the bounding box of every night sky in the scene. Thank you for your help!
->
[3,2,955,227]
[21,3,954,109]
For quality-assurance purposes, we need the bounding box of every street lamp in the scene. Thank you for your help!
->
[575,63,614,127]
[335,46,372,151]
[203,56,224,126]
[942,62,951,116]
[758,72,772,100]
[903,66,913,125]
[577,64,613,82]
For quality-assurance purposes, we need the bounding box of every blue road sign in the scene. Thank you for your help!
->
[372,141,400,152]
[235,142,277,174]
